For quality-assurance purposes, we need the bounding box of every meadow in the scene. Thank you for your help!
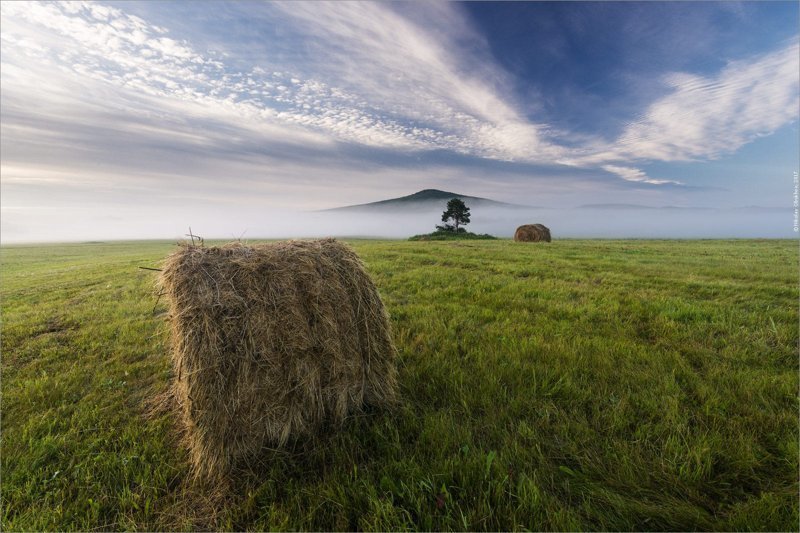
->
[1,239,797,531]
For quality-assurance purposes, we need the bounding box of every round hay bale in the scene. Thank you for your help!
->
[158,238,398,481]
[514,224,552,242]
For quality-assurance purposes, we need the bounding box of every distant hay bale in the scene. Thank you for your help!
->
[514,224,552,243]
[158,238,398,481]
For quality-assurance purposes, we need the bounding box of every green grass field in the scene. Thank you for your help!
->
[1,239,798,531]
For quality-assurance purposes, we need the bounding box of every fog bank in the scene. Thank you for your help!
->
[1,203,795,244]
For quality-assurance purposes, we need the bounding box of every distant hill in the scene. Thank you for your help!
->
[325,189,526,211]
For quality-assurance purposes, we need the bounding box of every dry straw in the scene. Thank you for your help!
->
[158,238,398,482]
[514,224,552,242]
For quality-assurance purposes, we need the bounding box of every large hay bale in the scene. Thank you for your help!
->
[514,224,552,242]
[158,239,398,481]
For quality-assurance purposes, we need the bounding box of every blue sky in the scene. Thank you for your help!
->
[1,1,798,241]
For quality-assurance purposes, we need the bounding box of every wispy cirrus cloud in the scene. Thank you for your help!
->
[3,3,556,160]
[574,40,799,166]
[265,1,564,161]
[601,165,682,186]
[0,1,564,162]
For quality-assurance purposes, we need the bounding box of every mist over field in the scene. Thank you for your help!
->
[1,203,794,244]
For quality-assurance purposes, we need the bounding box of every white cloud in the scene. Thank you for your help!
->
[268,1,564,161]
[1,0,560,160]
[601,165,683,186]
[575,41,799,165]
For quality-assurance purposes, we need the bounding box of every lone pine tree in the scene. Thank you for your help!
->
[438,198,471,232]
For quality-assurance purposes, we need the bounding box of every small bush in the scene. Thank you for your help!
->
[409,230,497,241]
